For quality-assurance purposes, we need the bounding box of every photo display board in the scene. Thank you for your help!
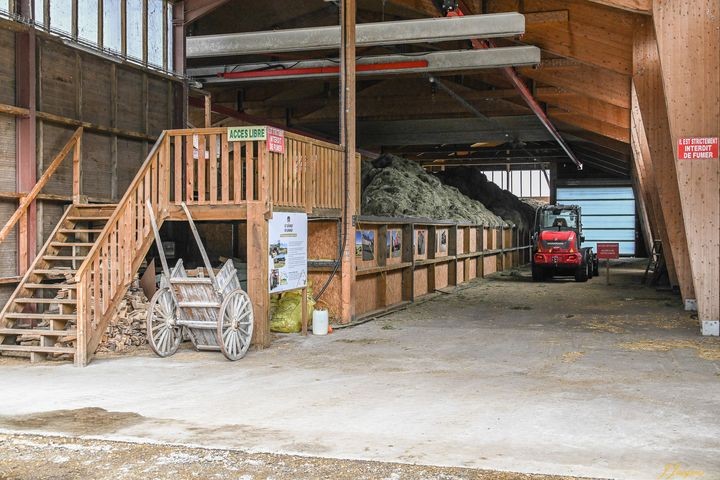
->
[268,212,308,293]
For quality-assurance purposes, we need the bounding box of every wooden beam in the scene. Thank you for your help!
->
[549,111,629,143]
[33,109,156,141]
[522,23,631,75]
[632,19,694,302]
[587,0,651,15]
[0,104,30,117]
[539,92,630,129]
[653,0,719,323]
[520,65,630,109]
[630,98,678,285]
[524,10,568,25]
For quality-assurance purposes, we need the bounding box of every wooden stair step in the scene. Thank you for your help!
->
[14,297,77,304]
[4,313,76,320]
[59,228,103,234]
[67,216,110,221]
[24,283,76,289]
[50,242,96,247]
[0,328,77,337]
[33,269,77,275]
[43,255,87,261]
[0,345,75,354]
[178,301,221,308]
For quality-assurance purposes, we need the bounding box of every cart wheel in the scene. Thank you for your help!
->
[147,287,182,357]
[217,289,254,361]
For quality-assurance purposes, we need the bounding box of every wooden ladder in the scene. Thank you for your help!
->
[0,203,117,363]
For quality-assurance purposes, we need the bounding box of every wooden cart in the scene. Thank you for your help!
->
[145,202,254,360]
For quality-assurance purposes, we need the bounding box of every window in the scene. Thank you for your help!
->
[0,0,10,13]
[166,3,174,71]
[480,168,550,199]
[34,0,44,24]
[147,0,163,67]
[33,0,176,72]
[126,0,144,60]
[50,0,72,34]
[78,0,98,44]
[103,0,121,52]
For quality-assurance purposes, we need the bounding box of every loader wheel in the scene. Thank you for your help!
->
[532,264,544,282]
[587,259,594,279]
[575,262,589,282]
[593,259,600,276]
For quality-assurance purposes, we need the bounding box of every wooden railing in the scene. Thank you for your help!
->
[74,132,169,366]
[74,127,348,365]
[0,127,83,274]
[164,128,345,212]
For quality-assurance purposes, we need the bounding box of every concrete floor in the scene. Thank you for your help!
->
[0,261,718,480]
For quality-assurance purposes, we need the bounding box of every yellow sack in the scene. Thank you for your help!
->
[270,289,315,333]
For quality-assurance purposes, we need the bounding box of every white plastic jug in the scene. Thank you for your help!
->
[312,309,329,335]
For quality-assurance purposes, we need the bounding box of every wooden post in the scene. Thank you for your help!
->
[204,93,212,128]
[606,259,610,286]
[15,26,37,275]
[301,286,308,336]
[339,0,357,324]
[632,19,695,301]
[630,91,679,286]
[247,144,271,347]
[401,223,414,303]
[653,0,719,324]
[72,133,82,204]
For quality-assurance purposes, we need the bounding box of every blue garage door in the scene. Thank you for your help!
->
[556,186,636,255]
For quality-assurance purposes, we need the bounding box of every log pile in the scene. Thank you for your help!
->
[95,282,149,353]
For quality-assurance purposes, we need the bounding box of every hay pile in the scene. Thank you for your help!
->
[361,155,506,226]
[436,167,537,230]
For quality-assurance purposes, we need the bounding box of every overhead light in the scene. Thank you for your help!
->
[470,142,488,148]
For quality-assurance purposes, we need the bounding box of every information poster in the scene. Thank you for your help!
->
[268,212,307,294]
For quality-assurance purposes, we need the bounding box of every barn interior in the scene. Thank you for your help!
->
[0,1,717,479]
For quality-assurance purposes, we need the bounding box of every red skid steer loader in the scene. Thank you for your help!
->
[531,204,599,282]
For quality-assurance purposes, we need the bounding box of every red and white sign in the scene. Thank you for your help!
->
[677,137,718,160]
[596,242,620,260]
[267,127,285,154]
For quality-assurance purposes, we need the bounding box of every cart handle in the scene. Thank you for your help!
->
[180,202,217,287]
[146,200,171,280]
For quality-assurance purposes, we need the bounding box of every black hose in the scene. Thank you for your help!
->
[314,4,351,302]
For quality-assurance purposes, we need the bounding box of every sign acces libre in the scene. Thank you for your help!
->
[227,126,286,154]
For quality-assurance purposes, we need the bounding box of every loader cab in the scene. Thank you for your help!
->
[534,205,584,242]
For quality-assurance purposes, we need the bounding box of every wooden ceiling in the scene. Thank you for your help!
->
[187,0,641,176]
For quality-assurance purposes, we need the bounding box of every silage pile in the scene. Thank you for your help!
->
[361,154,506,226]
[437,167,538,230]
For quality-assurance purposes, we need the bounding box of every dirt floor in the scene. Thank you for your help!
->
[0,260,717,480]
[0,432,594,480]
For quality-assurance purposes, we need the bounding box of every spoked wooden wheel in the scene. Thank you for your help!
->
[217,288,254,361]
[147,287,182,357]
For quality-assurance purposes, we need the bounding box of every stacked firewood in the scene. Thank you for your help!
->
[95,284,149,353]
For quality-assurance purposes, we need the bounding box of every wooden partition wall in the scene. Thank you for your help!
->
[307,216,531,320]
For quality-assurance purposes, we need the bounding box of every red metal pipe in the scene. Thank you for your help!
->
[447,8,583,169]
[218,60,429,80]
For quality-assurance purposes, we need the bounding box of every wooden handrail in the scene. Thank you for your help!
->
[0,127,83,245]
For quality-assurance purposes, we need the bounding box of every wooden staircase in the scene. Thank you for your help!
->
[0,126,345,366]
[0,204,117,363]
